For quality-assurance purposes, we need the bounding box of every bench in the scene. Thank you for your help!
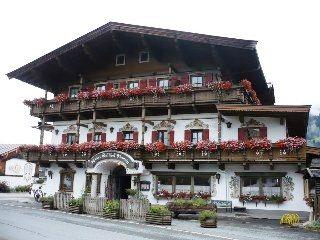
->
[211,200,233,212]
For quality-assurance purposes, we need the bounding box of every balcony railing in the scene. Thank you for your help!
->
[30,86,246,117]
[23,144,306,164]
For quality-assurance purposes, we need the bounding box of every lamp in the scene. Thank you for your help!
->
[55,129,59,135]
[48,170,53,179]
[226,122,232,128]
[110,127,114,133]
[215,173,221,184]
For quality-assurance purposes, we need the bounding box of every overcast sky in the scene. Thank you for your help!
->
[0,0,319,144]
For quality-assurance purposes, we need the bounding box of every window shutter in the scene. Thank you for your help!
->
[184,130,191,141]
[140,80,147,88]
[148,78,157,87]
[202,129,209,140]
[169,130,175,145]
[120,82,127,89]
[117,132,124,142]
[151,131,158,143]
[106,83,113,90]
[133,132,139,143]
[87,133,93,142]
[259,127,267,138]
[101,133,106,142]
[204,73,213,86]
[62,134,67,144]
[181,73,189,85]
[238,128,246,141]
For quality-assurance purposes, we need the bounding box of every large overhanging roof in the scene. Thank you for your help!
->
[6,22,273,103]
[216,104,311,137]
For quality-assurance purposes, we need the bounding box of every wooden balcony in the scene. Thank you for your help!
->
[30,87,246,119]
[24,144,306,165]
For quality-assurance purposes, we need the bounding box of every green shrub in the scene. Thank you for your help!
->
[68,198,83,207]
[192,198,207,207]
[199,210,217,221]
[0,181,10,193]
[306,219,320,231]
[14,185,31,192]
[172,198,208,208]
[103,200,120,213]
[149,205,171,215]
[39,196,54,203]
[36,179,45,184]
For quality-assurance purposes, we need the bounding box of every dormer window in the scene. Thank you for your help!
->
[139,51,149,63]
[190,75,203,87]
[127,81,139,89]
[69,87,79,98]
[96,84,105,91]
[191,130,203,144]
[157,78,169,89]
[123,131,134,141]
[115,54,125,66]
[93,133,102,142]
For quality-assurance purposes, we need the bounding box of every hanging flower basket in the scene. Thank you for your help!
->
[196,140,217,156]
[55,93,69,103]
[220,140,245,152]
[172,141,193,156]
[207,81,232,91]
[145,141,166,157]
[173,84,193,94]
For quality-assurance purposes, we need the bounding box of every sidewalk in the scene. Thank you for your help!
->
[0,192,34,204]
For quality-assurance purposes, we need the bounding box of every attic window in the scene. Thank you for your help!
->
[116,54,125,66]
[139,51,149,63]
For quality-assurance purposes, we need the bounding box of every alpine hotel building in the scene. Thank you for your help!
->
[7,22,311,216]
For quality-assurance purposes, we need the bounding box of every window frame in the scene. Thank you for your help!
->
[95,83,106,91]
[190,75,204,87]
[59,169,75,192]
[69,86,80,98]
[93,132,102,143]
[157,78,170,89]
[127,81,139,89]
[157,130,168,144]
[191,130,203,144]
[115,54,126,66]
[245,127,261,140]
[66,133,76,145]
[123,131,134,141]
[139,51,149,63]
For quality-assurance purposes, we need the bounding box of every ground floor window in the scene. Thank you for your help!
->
[85,173,101,194]
[241,176,282,196]
[59,169,75,192]
[156,173,212,194]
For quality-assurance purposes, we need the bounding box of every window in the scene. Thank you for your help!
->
[156,174,212,194]
[191,130,203,144]
[157,78,169,89]
[113,83,120,89]
[96,84,106,91]
[191,76,203,87]
[175,176,191,193]
[123,131,133,141]
[67,133,76,145]
[241,176,282,196]
[69,87,79,98]
[245,128,260,140]
[115,54,125,66]
[127,81,139,89]
[85,173,101,194]
[139,51,149,63]
[158,131,168,144]
[157,175,173,193]
[93,133,102,142]
[59,170,75,192]
[194,175,211,193]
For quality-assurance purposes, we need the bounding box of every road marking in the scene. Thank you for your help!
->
[0,203,238,240]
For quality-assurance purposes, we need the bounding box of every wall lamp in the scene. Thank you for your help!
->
[55,129,59,135]
[48,170,53,179]
[215,173,221,184]
[110,127,114,133]
[226,122,232,128]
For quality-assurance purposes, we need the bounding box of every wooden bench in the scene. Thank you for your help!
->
[211,200,233,212]
[167,203,217,218]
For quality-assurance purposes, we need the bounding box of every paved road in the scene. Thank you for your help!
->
[0,202,319,240]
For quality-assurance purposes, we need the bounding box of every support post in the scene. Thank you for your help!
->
[217,111,222,143]
[141,106,146,145]
[76,75,83,143]
[90,174,98,197]
[39,90,48,145]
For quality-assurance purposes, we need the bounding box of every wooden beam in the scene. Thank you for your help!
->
[56,56,77,76]
[81,43,101,64]
[174,39,192,67]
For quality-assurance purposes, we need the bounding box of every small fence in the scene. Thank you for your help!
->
[120,198,150,220]
[53,192,72,210]
[83,196,107,215]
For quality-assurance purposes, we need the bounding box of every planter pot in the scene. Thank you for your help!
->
[200,218,217,228]
[145,213,172,225]
[68,205,82,214]
[103,211,120,219]
[41,201,53,210]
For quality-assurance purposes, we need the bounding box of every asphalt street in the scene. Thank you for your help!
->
[0,202,319,240]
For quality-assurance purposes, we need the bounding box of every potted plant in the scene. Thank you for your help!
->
[68,198,83,214]
[199,210,217,228]
[39,196,54,209]
[146,205,172,225]
[103,200,120,219]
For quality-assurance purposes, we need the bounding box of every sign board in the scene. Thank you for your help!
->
[87,150,139,170]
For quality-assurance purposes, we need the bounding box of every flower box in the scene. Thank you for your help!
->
[200,218,217,228]
[103,211,120,219]
[68,205,82,214]
[145,213,172,225]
